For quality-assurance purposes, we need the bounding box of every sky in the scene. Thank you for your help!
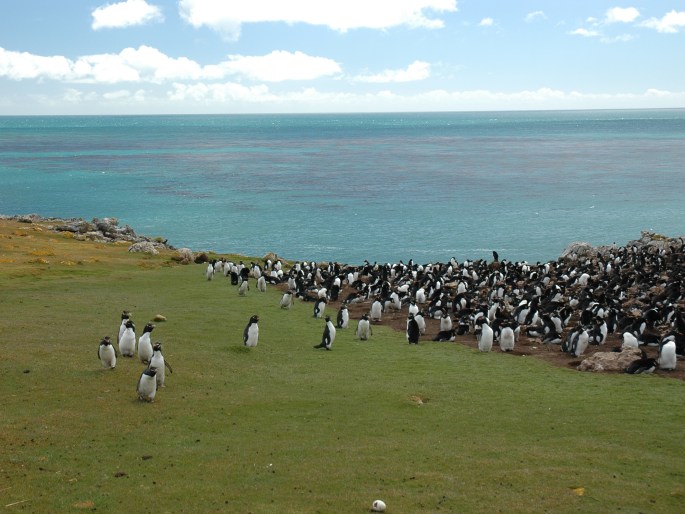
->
[0,0,684,115]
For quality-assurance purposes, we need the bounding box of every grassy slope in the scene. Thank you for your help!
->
[1,220,684,513]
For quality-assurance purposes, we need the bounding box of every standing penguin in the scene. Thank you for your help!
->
[356,314,372,340]
[370,299,383,322]
[136,367,157,402]
[117,310,131,345]
[477,319,494,352]
[280,290,294,309]
[119,319,136,357]
[440,312,453,333]
[414,310,427,335]
[658,339,677,370]
[98,336,117,369]
[313,297,327,318]
[206,262,214,281]
[149,343,173,388]
[257,275,267,292]
[406,313,420,344]
[314,316,336,350]
[243,315,260,347]
[138,322,155,364]
[499,323,515,352]
[238,279,249,296]
[337,305,349,329]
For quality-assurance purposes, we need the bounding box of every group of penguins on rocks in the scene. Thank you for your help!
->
[204,238,684,376]
[98,311,173,402]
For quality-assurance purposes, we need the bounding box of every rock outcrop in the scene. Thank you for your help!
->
[0,214,173,252]
[560,231,684,261]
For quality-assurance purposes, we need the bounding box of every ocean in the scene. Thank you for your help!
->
[1,109,683,265]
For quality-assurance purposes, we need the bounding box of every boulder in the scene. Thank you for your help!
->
[577,347,643,372]
[128,242,159,255]
[559,242,596,261]
[174,248,194,264]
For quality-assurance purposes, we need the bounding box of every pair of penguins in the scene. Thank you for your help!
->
[98,314,173,402]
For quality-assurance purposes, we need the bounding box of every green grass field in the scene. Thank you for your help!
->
[1,221,684,513]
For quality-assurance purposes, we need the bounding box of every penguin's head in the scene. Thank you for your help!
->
[145,367,158,376]
[325,316,331,322]
[144,322,155,332]
[250,315,259,323]
[100,336,111,346]
[125,320,135,329]
[153,343,162,352]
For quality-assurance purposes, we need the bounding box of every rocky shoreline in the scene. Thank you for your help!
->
[0,213,174,256]
[3,213,683,265]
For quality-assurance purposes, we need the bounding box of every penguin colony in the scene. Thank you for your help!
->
[203,237,684,375]
[100,310,173,402]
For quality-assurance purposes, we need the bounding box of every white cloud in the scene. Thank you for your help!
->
[478,17,494,27]
[162,85,685,113]
[525,11,546,23]
[600,34,634,44]
[221,51,341,82]
[353,61,431,83]
[605,7,640,24]
[0,48,72,80]
[569,28,601,37]
[641,10,685,33]
[92,0,163,30]
[168,82,277,103]
[178,0,458,41]
[0,46,339,84]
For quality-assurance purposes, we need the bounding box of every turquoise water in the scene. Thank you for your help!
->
[1,110,683,264]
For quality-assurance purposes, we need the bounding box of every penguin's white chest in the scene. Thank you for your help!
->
[137,374,157,401]
[138,334,153,363]
[245,325,259,347]
[99,345,116,369]
[119,329,136,357]
[150,353,166,386]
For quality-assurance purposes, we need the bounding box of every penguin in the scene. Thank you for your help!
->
[433,329,456,342]
[621,332,639,349]
[477,320,494,352]
[406,313,420,344]
[356,314,372,341]
[206,262,214,281]
[117,310,131,345]
[238,279,249,296]
[571,328,589,357]
[408,300,419,317]
[243,315,259,347]
[280,290,294,309]
[98,336,117,369]
[136,367,158,402]
[149,342,173,388]
[439,313,453,333]
[337,305,349,329]
[313,297,327,318]
[658,339,677,371]
[370,299,383,322]
[414,310,427,335]
[138,322,154,364]
[257,275,267,292]
[119,319,136,357]
[625,357,658,374]
[499,324,515,352]
[314,316,336,350]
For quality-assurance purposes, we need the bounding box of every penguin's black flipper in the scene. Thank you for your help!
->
[165,360,173,374]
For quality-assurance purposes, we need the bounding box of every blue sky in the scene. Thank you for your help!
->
[0,0,683,114]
